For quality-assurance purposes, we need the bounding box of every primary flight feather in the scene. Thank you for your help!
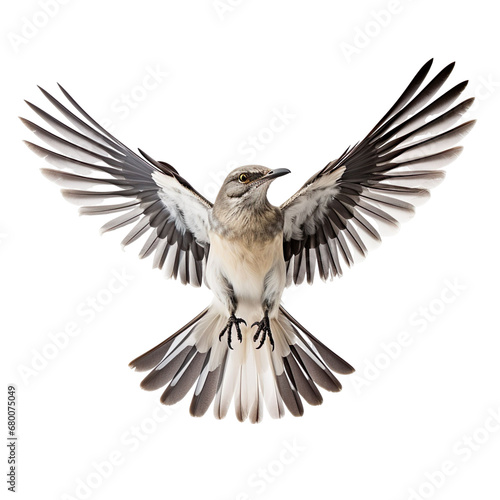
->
[22,59,475,422]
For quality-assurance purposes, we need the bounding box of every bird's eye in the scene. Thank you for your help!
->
[238,173,249,183]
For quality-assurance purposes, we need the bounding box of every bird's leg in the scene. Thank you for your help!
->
[217,279,246,350]
[252,309,274,351]
[219,314,247,350]
[252,271,282,350]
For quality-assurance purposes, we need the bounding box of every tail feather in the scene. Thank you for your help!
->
[160,349,207,405]
[280,307,355,375]
[139,345,191,391]
[214,348,239,419]
[130,304,354,422]
[234,340,262,422]
[249,391,264,424]
[234,367,246,422]
[293,345,341,392]
[255,347,285,419]
[285,352,323,406]
[189,350,221,417]
[129,308,209,371]
[278,359,304,417]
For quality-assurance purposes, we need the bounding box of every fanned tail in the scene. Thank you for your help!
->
[129,305,354,422]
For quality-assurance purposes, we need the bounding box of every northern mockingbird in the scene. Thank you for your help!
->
[22,59,474,422]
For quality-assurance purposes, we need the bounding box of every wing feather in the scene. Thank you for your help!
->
[22,86,212,287]
[282,59,475,285]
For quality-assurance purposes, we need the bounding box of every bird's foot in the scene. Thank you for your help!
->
[251,314,274,351]
[219,314,246,350]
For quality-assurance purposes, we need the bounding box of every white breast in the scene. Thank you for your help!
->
[206,232,285,306]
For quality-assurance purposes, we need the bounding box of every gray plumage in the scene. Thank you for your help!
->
[22,59,475,422]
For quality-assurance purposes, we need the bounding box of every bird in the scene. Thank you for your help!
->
[22,59,475,422]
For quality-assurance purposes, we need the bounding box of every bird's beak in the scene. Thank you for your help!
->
[263,168,291,181]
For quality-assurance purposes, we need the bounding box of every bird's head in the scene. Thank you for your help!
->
[211,165,290,237]
[216,165,290,205]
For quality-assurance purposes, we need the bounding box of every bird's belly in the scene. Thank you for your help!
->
[207,232,285,305]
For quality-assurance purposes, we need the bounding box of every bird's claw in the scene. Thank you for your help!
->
[219,314,246,350]
[251,314,274,351]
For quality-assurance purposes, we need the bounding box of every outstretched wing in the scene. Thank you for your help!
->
[281,59,475,286]
[22,85,212,287]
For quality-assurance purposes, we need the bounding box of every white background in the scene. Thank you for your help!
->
[2,1,499,499]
